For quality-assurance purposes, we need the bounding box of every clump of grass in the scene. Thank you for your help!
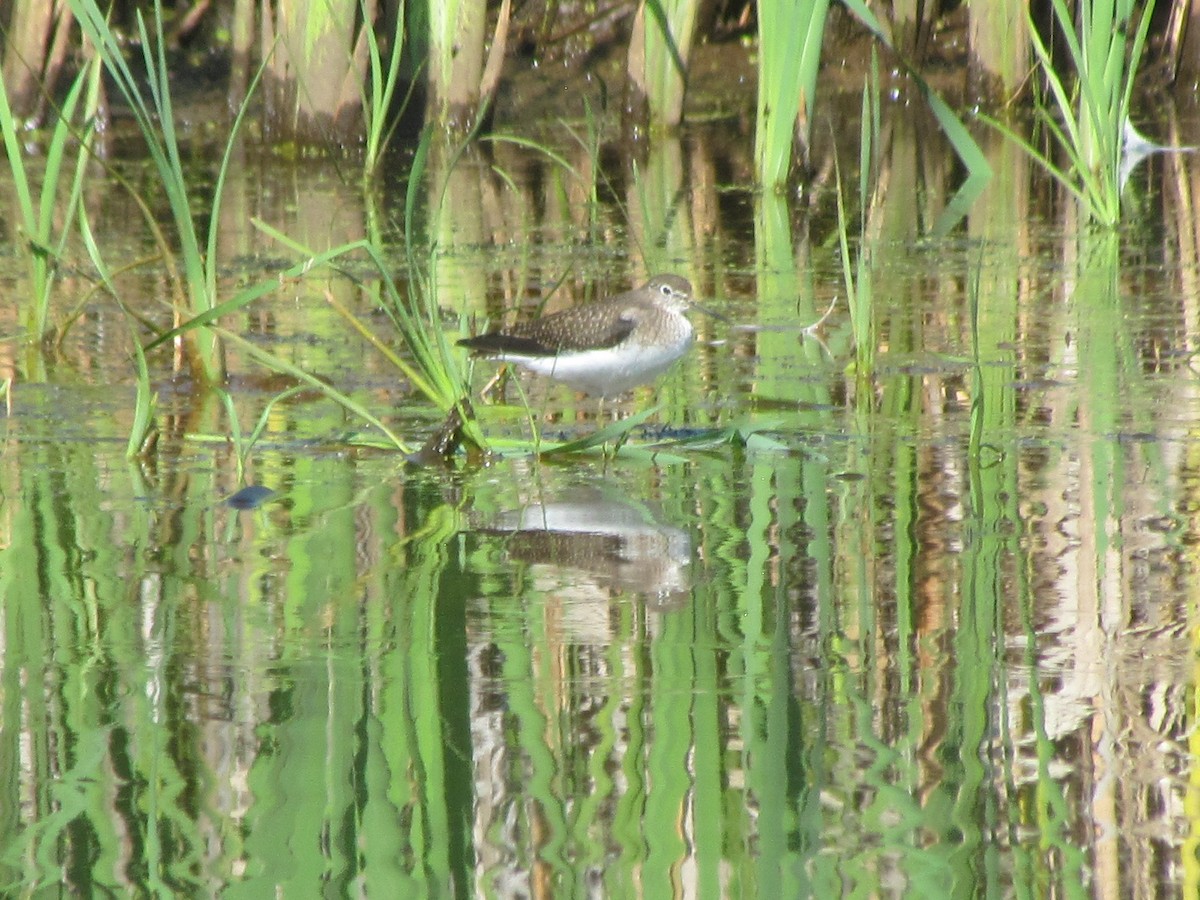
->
[141,234,426,456]
[754,0,831,189]
[0,53,102,344]
[359,0,420,177]
[987,0,1152,225]
[70,0,266,383]
[126,121,487,463]
[139,127,487,460]
[627,0,698,129]
[835,52,881,382]
[755,0,990,214]
[397,127,488,456]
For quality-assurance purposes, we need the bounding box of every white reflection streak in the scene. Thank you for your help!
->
[140,572,164,723]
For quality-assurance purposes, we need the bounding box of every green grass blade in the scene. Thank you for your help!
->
[143,236,376,352]
[361,0,409,172]
[215,328,411,452]
[205,44,272,303]
[0,82,37,234]
[536,406,663,457]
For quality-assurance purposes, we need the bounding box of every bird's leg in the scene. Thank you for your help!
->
[478,365,512,401]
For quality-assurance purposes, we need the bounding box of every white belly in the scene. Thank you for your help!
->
[503,332,694,398]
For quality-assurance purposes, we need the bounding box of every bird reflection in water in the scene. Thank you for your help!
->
[481,487,693,610]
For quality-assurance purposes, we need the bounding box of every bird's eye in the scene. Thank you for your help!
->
[660,284,672,296]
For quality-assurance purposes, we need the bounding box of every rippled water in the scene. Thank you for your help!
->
[2,103,1200,897]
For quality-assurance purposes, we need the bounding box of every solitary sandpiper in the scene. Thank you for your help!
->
[458,274,707,399]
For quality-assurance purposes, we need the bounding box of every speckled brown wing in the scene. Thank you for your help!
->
[508,298,639,353]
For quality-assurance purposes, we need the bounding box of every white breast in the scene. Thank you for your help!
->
[502,326,694,398]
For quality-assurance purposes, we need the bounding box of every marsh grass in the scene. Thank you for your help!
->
[558,98,603,225]
[68,0,269,452]
[985,0,1151,225]
[142,234,440,456]
[138,125,489,460]
[835,54,881,381]
[629,0,698,129]
[77,199,160,459]
[216,384,310,482]
[754,0,830,189]
[755,0,990,209]
[0,53,102,344]
[848,2,992,229]
[70,0,267,384]
[136,127,490,462]
[360,0,417,177]
[94,250,157,460]
[125,328,159,459]
[399,129,488,453]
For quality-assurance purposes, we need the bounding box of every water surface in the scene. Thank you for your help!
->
[2,103,1199,897]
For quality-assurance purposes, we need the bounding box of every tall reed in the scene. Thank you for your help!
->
[754,0,830,189]
[627,0,698,130]
[755,0,988,198]
[69,0,258,384]
[994,0,1152,225]
[361,0,414,176]
[835,58,880,381]
[0,55,102,344]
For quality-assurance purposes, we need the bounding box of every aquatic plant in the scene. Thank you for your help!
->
[398,128,489,456]
[72,197,161,459]
[754,0,830,189]
[124,316,159,460]
[135,234,414,453]
[361,0,417,176]
[835,54,881,382]
[69,0,255,384]
[215,384,310,482]
[0,55,102,344]
[139,128,489,459]
[989,0,1152,225]
[852,4,992,230]
[755,0,989,198]
[627,0,699,131]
